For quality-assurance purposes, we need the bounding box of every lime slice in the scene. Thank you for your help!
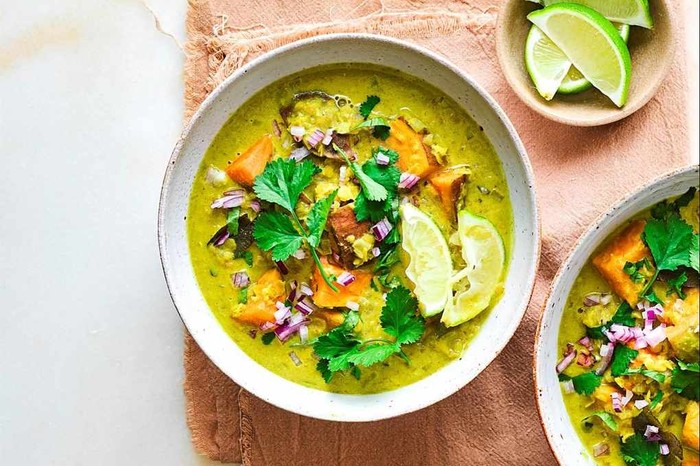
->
[524,24,572,100]
[559,23,630,94]
[400,204,453,317]
[528,4,632,107]
[540,0,653,29]
[441,211,505,328]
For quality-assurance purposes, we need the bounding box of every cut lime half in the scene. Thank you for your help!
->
[441,211,505,328]
[528,4,632,107]
[400,204,453,317]
[540,0,653,29]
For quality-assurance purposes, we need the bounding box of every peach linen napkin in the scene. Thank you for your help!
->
[181,0,691,464]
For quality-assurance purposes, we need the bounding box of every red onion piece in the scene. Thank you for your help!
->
[612,392,622,413]
[307,129,325,147]
[595,342,615,375]
[298,283,313,298]
[644,425,660,442]
[274,303,291,324]
[556,343,577,374]
[231,271,250,288]
[294,297,317,316]
[375,152,390,166]
[561,380,575,394]
[643,324,667,348]
[274,317,310,342]
[208,225,230,247]
[371,247,381,258]
[289,126,305,141]
[272,119,282,137]
[398,173,420,190]
[634,399,649,410]
[337,271,356,287]
[259,321,277,331]
[298,325,309,344]
[289,146,311,162]
[578,336,593,351]
[211,190,245,209]
[621,389,634,407]
[275,261,289,275]
[371,218,393,242]
[289,351,302,366]
[322,129,334,146]
[583,293,601,306]
[660,444,670,456]
[292,248,306,260]
[250,199,261,213]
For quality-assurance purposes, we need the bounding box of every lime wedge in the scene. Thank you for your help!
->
[441,211,505,328]
[528,4,632,107]
[540,0,653,29]
[400,204,453,317]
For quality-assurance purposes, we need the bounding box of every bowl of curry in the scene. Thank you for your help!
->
[159,34,539,421]
[535,165,699,464]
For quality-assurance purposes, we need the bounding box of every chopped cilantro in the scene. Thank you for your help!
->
[649,390,663,409]
[623,258,650,283]
[651,187,697,220]
[353,148,401,223]
[624,367,666,384]
[620,433,660,466]
[611,345,639,377]
[571,372,602,395]
[691,233,699,272]
[582,411,618,432]
[252,159,337,290]
[334,143,388,202]
[667,271,687,299]
[237,286,249,304]
[642,289,664,305]
[261,332,275,345]
[235,250,254,267]
[671,360,700,401]
[312,286,425,381]
[352,117,391,140]
[358,95,380,119]
[226,207,241,235]
[372,125,391,140]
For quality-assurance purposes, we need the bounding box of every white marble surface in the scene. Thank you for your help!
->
[0,1,696,465]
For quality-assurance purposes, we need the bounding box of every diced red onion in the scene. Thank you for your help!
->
[248,329,257,339]
[274,303,291,324]
[376,152,391,165]
[274,317,310,342]
[595,342,615,375]
[593,443,609,457]
[643,324,667,348]
[579,336,593,351]
[600,294,613,306]
[205,166,228,186]
[289,146,311,162]
[290,125,305,141]
[634,399,649,410]
[322,129,334,146]
[299,283,313,298]
[272,119,282,137]
[307,129,325,147]
[371,218,393,242]
[298,325,309,344]
[610,324,637,343]
[286,280,298,304]
[337,271,356,287]
[289,312,306,326]
[621,389,634,407]
[211,189,245,209]
[259,321,276,331]
[292,248,307,260]
[231,271,250,288]
[294,297,317,316]
[612,392,622,413]
[584,293,601,307]
[644,425,660,441]
[208,225,230,247]
[289,351,302,366]
[371,247,381,258]
[339,165,347,183]
[346,301,359,311]
[398,173,420,190]
[275,261,289,275]
[250,199,261,213]
[556,344,577,374]
[561,380,575,394]
[660,444,670,456]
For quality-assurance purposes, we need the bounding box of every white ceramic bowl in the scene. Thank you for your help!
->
[159,34,539,422]
[535,165,699,464]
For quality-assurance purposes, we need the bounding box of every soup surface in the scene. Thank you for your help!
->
[187,64,513,393]
[557,191,699,465]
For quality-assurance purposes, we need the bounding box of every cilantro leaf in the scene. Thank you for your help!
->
[372,125,390,140]
[347,343,400,367]
[226,208,240,235]
[316,359,333,383]
[306,190,337,248]
[651,187,697,220]
[624,367,666,383]
[691,233,699,272]
[643,215,695,272]
[571,372,602,395]
[671,360,700,400]
[314,327,360,367]
[235,250,254,267]
[649,390,663,409]
[380,286,425,345]
[353,150,400,222]
[253,211,304,261]
[237,286,249,304]
[611,345,639,377]
[667,271,687,299]
[253,158,320,212]
[354,117,390,132]
[642,289,664,305]
[624,259,650,283]
[620,433,660,466]
[333,143,388,202]
[261,332,275,345]
[359,95,380,119]
[582,411,618,432]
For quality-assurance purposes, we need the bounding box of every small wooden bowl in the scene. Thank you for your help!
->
[496,0,677,126]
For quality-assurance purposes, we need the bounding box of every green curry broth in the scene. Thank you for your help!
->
[187,64,513,393]
[557,195,699,465]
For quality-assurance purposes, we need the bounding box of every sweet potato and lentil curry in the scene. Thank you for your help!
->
[557,190,700,465]
[187,64,513,393]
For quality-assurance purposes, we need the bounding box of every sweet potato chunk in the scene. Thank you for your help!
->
[684,401,700,452]
[683,449,700,466]
[327,204,371,268]
[385,119,438,178]
[233,269,284,326]
[592,220,652,306]
[312,257,371,308]
[429,169,469,218]
[666,288,700,362]
[226,135,273,186]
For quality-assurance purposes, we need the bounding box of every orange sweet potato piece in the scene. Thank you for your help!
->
[233,269,285,326]
[312,257,371,308]
[429,170,468,218]
[684,450,700,466]
[385,119,438,178]
[684,401,700,452]
[226,135,273,186]
[592,220,652,306]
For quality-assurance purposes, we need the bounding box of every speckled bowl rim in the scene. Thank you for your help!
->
[534,164,699,463]
[158,33,540,422]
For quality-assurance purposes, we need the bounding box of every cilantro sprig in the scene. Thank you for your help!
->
[333,143,388,202]
[671,360,699,401]
[621,433,660,466]
[313,286,425,382]
[358,95,380,119]
[252,158,338,290]
[570,372,602,396]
